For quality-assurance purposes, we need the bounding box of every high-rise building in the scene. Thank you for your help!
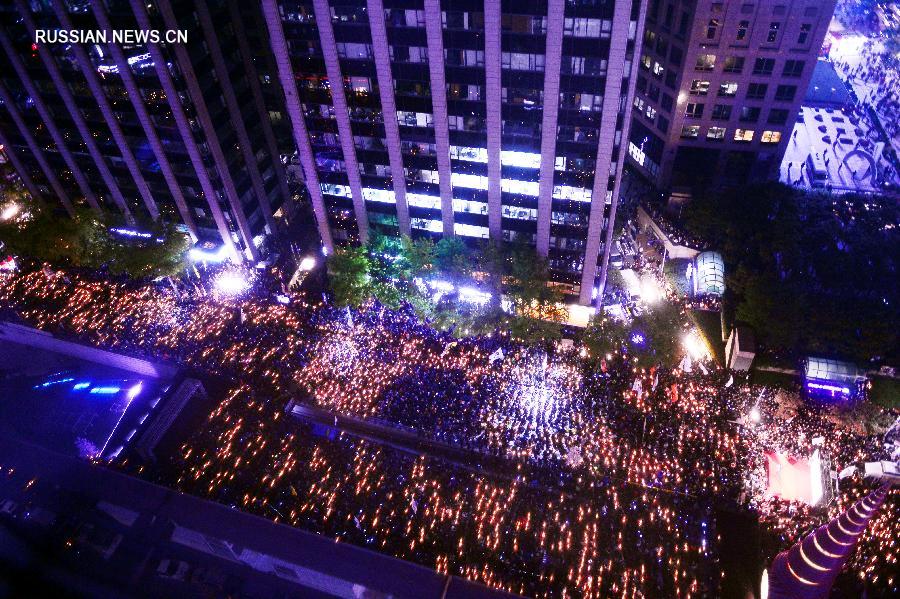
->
[263,0,647,304]
[0,0,294,261]
[626,0,835,190]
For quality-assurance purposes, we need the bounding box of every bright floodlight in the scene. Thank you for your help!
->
[127,382,143,400]
[682,331,709,360]
[639,275,662,304]
[214,269,251,298]
[0,203,20,221]
[299,256,316,271]
[749,407,761,423]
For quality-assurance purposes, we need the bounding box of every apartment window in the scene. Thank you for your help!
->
[798,23,812,44]
[707,126,726,139]
[665,71,677,89]
[564,17,612,38]
[502,52,545,71]
[746,83,767,100]
[711,104,732,120]
[640,54,652,70]
[768,108,789,124]
[564,56,607,76]
[646,105,658,120]
[783,60,804,77]
[689,79,710,95]
[736,19,749,41]
[685,102,704,118]
[739,106,760,122]
[761,130,782,143]
[681,125,700,138]
[706,18,720,39]
[336,43,373,59]
[695,54,716,71]
[501,14,546,34]
[385,9,426,28]
[390,46,428,63]
[647,84,660,101]
[445,49,484,67]
[753,58,775,75]
[723,56,745,73]
[669,46,683,66]
[652,61,665,77]
[774,84,797,101]
[656,37,668,56]
[718,82,738,97]
[442,11,485,30]
[661,93,674,112]
[767,22,780,43]
[734,128,754,142]
[658,116,669,133]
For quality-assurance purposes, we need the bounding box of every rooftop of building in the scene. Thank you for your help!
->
[805,60,851,108]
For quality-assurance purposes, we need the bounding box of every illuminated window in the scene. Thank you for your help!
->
[681,125,700,138]
[695,54,716,71]
[707,126,726,139]
[718,82,738,97]
[761,130,782,143]
[734,129,754,142]
[690,79,710,95]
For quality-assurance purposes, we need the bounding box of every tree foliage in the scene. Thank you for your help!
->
[0,206,190,279]
[683,183,899,363]
[327,245,372,308]
[434,236,472,281]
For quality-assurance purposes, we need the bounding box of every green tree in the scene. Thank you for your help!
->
[477,239,506,310]
[434,236,472,281]
[683,183,898,363]
[327,245,373,308]
[105,222,191,279]
[582,314,629,358]
[366,230,410,284]
[629,301,685,366]
[399,235,436,279]
[0,207,108,267]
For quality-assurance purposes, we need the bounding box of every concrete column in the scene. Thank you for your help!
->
[0,81,73,215]
[154,0,259,261]
[535,0,565,255]
[128,0,238,259]
[580,0,646,305]
[14,0,133,222]
[50,0,159,221]
[484,1,502,239]
[312,0,369,244]
[0,26,98,212]
[225,0,293,215]
[423,0,454,236]
[195,0,277,236]
[260,0,334,252]
[91,0,197,236]
[367,0,411,236]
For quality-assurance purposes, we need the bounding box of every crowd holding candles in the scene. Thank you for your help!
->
[0,265,895,597]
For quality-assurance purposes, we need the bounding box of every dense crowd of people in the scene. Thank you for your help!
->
[0,265,895,597]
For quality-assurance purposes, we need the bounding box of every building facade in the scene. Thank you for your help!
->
[626,0,835,189]
[264,0,647,304]
[0,0,294,261]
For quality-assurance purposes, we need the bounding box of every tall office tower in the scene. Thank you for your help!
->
[264,0,646,304]
[626,0,835,190]
[0,0,293,262]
